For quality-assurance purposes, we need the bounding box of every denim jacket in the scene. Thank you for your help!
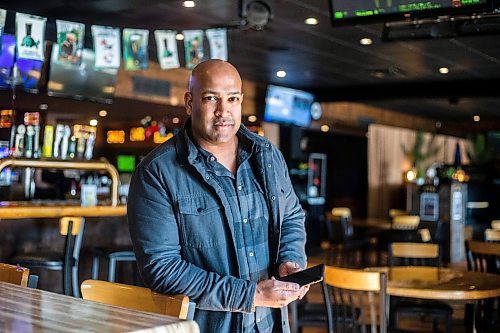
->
[128,121,307,332]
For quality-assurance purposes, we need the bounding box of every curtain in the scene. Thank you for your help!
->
[367,124,469,218]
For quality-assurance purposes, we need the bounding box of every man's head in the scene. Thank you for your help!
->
[184,59,243,148]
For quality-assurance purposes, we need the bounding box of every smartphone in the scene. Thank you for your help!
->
[278,264,325,287]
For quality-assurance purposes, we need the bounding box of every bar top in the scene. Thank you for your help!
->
[0,281,199,333]
[0,201,127,219]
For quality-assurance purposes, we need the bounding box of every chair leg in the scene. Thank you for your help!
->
[108,257,117,282]
[92,255,100,280]
[72,265,80,298]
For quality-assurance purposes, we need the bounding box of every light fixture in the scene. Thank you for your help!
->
[182,1,196,8]
[172,117,180,124]
[473,115,480,122]
[248,115,257,122]
[304,17,318,25]
[98,110,108,117]
[89,119,98,126]
[439,67,449,74]
[360,38,372,45]
[276,70,286,78]
[175,33,184,41]
[405,169,417,182]
[39,103,48,110]
[320,125,329,132]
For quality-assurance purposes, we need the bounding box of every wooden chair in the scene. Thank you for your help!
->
[485,228,500,242]
[326,207,370,267]
[388,242,452,333]
[81,279,195,320]
[389,209,407,218]
[492,220,500,230]
[0,262,38,288]
[11,217,84,297]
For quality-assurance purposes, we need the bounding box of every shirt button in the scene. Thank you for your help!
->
[205,175,210,180]
[209,156,216,161]
[271,195,276,200]
[243,218,248,223]
[265,144,270,148]
[249,252,254,257]
[267,163,272,168]
[237,185,242,191]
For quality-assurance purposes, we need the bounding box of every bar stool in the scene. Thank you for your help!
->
[11,216,85,297]
[91,246,137,283]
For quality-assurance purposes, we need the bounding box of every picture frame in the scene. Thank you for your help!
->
[420,192,439,222]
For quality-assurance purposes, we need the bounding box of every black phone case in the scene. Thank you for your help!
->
[278,264,325,286]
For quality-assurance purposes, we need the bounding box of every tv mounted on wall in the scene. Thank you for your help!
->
[329,0,493,25]
[47,45,118,104]
[263,84,314,128]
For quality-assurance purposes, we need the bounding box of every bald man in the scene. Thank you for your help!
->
[128,60,308,332]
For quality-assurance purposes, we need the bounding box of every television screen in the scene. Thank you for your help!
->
[48,45,117,104]
[0,34,43,93]
[329,0,491,24]
[264,85,314,128]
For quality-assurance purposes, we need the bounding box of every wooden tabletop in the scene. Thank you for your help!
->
[0,281,199,333]
[366,266,500,301]
[0,203,127,219]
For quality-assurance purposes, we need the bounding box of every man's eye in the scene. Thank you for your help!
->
[203,96,217,101]
[228,96,240,102]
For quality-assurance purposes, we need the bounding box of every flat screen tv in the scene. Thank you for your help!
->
[0,34,43,93]
[264,85,314,128]
[329,0,492,24]
[48,45,117,104]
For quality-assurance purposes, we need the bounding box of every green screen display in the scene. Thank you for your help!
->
[117,155,136,173]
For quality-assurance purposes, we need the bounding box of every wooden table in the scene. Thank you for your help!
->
[367,266,500,300]
[0,281,200,333]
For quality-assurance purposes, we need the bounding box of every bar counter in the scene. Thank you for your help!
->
[0,201,127,219]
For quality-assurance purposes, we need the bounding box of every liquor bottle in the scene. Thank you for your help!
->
[42,125,54,158]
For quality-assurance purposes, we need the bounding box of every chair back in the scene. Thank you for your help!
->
[323,265,388,333]
[61,217,85,297]
[491,220,500,230]
[0,263,30,287]
[81,279,192,319]
[389,209,407,218]
[465,240,500,274]
[392,215,420,230]
[389,242,441,266]
[331,207,352,219]
[418,228,432,243]
[328,207,354,242]
[485,228,500,242]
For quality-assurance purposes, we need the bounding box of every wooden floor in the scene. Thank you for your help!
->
[299,247,470,333]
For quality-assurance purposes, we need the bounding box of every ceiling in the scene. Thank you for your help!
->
[1,0,500,127]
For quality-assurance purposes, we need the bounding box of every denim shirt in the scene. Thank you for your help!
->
[127,120,307,333]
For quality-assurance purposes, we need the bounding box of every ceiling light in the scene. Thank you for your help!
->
[473,115,480,122]
[89,119,98,126]
[276,70,286,78]
[182,1,196,8]
[39,103,48,110]
[304,17,318,25]
[99,110,108,117]
[360,38,372,45]
[172,117,180,124]
[320,125,329,132]
[175,33,184,41]
[248,115,257,122]
[439,67,449,74]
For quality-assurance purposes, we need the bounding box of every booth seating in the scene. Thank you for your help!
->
[388,242,452,333]
[11,217,84,297]
[81,279,195,320]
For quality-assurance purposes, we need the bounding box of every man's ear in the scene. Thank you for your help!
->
[184,92,192,116]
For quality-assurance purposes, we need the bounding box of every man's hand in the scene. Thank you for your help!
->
[278,261,310,300]
[253,278,301,308]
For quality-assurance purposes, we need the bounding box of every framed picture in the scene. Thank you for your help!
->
[420,192,439,221]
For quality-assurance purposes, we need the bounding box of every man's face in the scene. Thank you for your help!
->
[185,63,243,147]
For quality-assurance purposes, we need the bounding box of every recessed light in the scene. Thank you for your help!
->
[360,38,372,45]
[182,1,196,8]
[320,125,329,132]
[248,115,257,122]
[89,119,98,126]
[473,115,480,122]
[276,70,286,78]
[175,33,184,41]
[99,110,108,117]
[39,103,48,110]
[439,67,449,74]
[304,17,318,25]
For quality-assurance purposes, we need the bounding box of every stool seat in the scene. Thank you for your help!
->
[11,253,63,269]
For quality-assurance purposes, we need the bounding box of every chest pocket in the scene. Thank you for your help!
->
[178,195,227,248]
